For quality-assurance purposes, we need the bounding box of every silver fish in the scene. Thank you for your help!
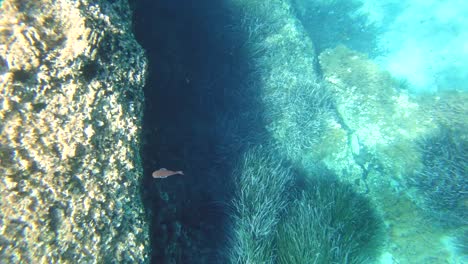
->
[152,168,184,179]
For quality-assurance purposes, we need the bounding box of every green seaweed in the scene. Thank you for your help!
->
[276,175,383,264]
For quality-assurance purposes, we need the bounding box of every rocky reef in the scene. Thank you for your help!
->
[225,1,384,263]
[225,0,467,262]
[318,45,467,263]
[318,45,437,188]
[0,0,149,262]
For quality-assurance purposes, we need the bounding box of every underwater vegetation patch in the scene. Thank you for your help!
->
[229,147,293,263]
[263,80,334,164]
[276,174,383,264]
[410,126,468,227]
[292,0,380,55]
[454,230,468,260]
[228,147,383,263]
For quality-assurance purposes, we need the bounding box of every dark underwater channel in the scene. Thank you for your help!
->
[132,0,267,262]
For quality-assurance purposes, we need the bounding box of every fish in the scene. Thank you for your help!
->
[152,168,184,179]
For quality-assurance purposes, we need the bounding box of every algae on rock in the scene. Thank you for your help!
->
[230,0,334,170]
[318,45,436,185]
[0,0,149,262]
[318,45,468,264]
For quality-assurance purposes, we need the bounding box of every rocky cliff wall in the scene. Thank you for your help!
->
[0,0,149,262]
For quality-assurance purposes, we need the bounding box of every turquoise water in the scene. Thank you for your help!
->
[362,0,468,93]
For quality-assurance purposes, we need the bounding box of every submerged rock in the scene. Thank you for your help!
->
[318,45,436,185]
[0,0,149,262]
[319,45,468,264]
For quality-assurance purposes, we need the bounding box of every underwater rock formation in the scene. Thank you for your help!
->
[319,45,468,263]
[230,0,334,170]
[0,0,149,262]
[226,1,384,263]
[318,45,436,186]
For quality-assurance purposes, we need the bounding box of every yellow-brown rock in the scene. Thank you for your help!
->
[0,0,149,262]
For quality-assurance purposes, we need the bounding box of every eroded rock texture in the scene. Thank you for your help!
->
[0,0,149,262]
